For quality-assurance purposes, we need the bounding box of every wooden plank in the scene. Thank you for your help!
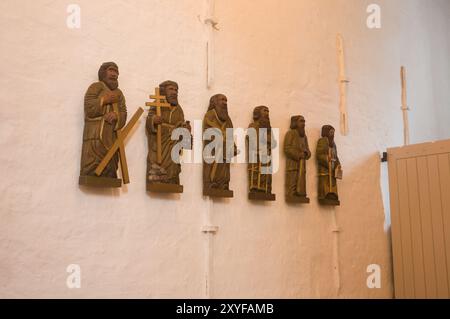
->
[146,183,183,193]
[388,141,450,299]
[203,188,234,198]
[438,154,450,297]
[79,175,122,188]
[406,158,426,298]
[427,155,449,298]
[397,159,415,298]
[416,156,438,298]
[388,153,405,298]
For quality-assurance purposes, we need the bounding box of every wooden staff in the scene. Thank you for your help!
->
[328,148,333,194]
[257,161,261,190]
[250,163,255,190]
[264,163,269,194]
[296,157,304,194]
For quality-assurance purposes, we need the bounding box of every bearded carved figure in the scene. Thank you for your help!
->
[79,62,127,187]
[316,125,342,206]
[202,94,237,198]
[146,80,191,193]
[284,115,311,203]
[247,106,276,201]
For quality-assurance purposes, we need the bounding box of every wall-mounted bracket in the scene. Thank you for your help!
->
[202,225,219,234]
[332,227,341,233]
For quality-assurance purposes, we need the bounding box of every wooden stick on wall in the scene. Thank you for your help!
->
[337,34,350,136]
[401,66,410,146]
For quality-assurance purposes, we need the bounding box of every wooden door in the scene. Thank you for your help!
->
[388,139,450,298]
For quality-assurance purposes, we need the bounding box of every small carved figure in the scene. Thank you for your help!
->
[203,94,237,198]
[284,116,311,203]
[248,106,276,201]
[316,125,342,205]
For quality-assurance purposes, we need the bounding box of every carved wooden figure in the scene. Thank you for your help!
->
[284,116,311,203]
[247,106,276,201]
[79,62,142,188]
[146,81,191,193]
[316,125,342,206]
[203,94,237,198]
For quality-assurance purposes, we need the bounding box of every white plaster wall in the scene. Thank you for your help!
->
[0,0,449,298]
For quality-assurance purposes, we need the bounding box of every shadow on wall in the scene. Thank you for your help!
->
[146,191,181,201]
[78,185,121,197]
[335,151,394,297]
[338,151,388,227]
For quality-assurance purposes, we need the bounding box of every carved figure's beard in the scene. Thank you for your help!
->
[259,116,271,129]
[328,136,335,147]
[166,95,178,106]
[297,126,305,137]
[216,106,229,122]
[104,78,118,90]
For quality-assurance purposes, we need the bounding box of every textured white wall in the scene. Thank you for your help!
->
[0,0,449,298]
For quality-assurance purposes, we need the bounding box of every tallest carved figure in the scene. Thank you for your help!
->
[79,62,127,187]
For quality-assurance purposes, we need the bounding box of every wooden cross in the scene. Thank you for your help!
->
[95,107,144,182]
[145,87,172,164]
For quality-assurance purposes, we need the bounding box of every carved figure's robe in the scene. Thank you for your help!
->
[80,82,127,178]
[316,137,340,200]
[247,121,276,194]
[203,109,235,191]
[284,129,311,197]
[146,104,187,184]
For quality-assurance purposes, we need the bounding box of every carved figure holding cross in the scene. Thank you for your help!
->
[145,81,191,193]
[146,87,172,165]
[79,62,143,188]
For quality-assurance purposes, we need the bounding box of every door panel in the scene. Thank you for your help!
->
[388,140,450,299]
